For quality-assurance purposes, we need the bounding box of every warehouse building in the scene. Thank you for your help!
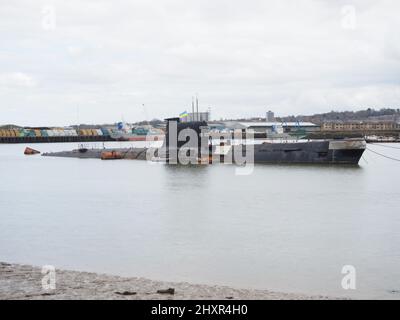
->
[321,120,400,131]
[223,121,319,134]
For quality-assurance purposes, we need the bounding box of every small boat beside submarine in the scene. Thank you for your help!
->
[24,147,40,155]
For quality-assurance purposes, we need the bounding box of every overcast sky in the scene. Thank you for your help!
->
[1,0,399,126]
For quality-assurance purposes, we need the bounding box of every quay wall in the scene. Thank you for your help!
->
[0,135,114,144]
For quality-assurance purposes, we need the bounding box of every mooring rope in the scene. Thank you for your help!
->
[366,147,400,162]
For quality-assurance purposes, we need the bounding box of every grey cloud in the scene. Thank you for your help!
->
[0,0,399,125]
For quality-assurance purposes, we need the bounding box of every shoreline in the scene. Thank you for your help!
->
[0,262,343,300]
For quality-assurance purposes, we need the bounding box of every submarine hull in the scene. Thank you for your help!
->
[250,140,366,165]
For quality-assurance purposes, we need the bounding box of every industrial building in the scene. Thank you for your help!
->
[223,121,319,134]
[321,120,400,132]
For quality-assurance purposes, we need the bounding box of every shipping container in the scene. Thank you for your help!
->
[100,128,109,136]
[69,129,78,136]
[18,129,26,137]
[27,130,35,137]
[15,129,24,137]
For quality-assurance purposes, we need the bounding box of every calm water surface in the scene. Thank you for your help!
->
[1,141,400,299]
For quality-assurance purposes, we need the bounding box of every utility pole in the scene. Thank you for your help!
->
[196,95,199,121]
[191,97,195,122]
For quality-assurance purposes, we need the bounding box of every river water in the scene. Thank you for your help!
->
[1,141,400,299]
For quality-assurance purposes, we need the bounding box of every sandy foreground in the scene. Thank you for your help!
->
[0,262,340,300]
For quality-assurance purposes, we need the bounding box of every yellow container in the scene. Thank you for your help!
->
[91,129,98,136]
[34,129,42,137]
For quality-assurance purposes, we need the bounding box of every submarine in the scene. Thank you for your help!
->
[43,117,366,165]
[161,118,366,165]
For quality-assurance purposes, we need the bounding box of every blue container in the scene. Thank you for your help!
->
[101,128,110,136]
[25,129,35,137]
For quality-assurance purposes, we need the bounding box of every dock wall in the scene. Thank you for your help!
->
[0,135,115,144]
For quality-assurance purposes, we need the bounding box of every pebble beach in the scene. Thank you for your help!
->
[0,262,340,300]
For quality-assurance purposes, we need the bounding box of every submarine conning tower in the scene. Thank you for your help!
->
[163,117,208,162]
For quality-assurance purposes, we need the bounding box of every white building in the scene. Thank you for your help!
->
[223,121,319,134]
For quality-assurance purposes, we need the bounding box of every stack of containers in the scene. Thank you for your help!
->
[101,128,110,136]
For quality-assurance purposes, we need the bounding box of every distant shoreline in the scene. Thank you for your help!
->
[0,262,342,300]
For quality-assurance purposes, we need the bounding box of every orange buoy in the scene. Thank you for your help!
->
[101,150,123,160]
[24,147,40,155]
